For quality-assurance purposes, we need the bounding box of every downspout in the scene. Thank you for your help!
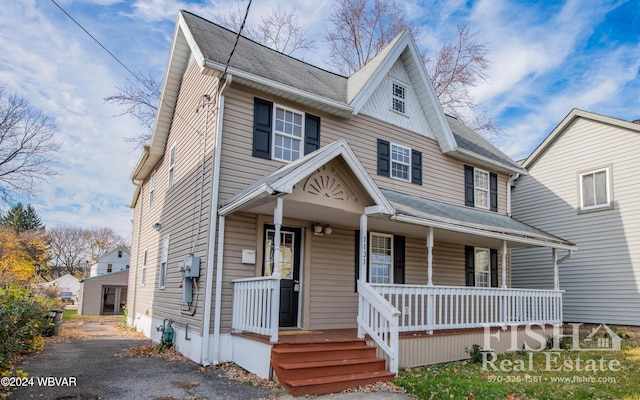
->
[201,74,232,366]
[129,179,143,326]
[507,173,520,217]
[557,250,574,265]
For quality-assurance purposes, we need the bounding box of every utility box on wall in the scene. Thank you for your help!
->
[180,255,200,278]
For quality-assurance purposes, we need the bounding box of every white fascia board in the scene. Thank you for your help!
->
[203,61,353,115]
[177,12,205,69]
[218,184,274,216]
[452,148,528,175]
[393,214,576,251]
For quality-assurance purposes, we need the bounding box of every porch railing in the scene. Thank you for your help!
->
[371,284,563,332]
[357,281,400,374]
[231,276,280,342]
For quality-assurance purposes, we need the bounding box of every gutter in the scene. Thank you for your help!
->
[201,74,232,366]
[453,147,528,176]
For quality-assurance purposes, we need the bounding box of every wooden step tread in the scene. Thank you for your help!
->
[279,357,384,370]
[272,344,372,354]
[285,370,395,388]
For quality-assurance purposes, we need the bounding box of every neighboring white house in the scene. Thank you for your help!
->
[89,247,130,277]
[39,273,80,297]
[511,109,640,326]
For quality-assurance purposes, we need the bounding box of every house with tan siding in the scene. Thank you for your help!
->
[511,109,640,327]
[126,10,575,395]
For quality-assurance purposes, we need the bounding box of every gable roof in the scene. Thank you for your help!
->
[524,109,640,169]
[218,140,394,216]
[130,10,525,206]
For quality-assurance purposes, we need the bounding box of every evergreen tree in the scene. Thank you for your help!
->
[0,203,44,234]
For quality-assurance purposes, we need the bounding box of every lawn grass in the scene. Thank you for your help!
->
[394,338,640,399]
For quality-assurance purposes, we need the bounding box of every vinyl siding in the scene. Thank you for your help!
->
[218,85,509,213]
[512,117,640,325]
[80,271,129,315]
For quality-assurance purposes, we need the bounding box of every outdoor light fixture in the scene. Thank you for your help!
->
[152,222,162,231]
[313,223,332,236]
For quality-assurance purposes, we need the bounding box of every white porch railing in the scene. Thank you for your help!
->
[357,281,400,374]
[231,276,280,342]
[371,284,563,332]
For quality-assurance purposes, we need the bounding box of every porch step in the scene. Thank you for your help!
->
[271,339,393,396]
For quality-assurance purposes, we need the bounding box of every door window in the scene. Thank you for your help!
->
[264,229,295,279]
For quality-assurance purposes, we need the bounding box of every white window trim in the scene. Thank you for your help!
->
[578,166,611,211]
[149,171,156,208]
[271,103,304,163]
[141,249,148,286]
[391,80,407,116]
[474,168,490,210]
[167,144,176,189]
[369,232,393,284]
[159,235,170,289]
[474,247,490,288]
[390,142,411,182]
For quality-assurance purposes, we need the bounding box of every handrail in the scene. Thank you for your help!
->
[357,281,400,374]
[232,276,280,342]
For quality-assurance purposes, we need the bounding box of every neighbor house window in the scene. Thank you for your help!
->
[118,250,123,258]
[370,233,393,284]
[107,263,113,273]
[159,235,169,289]
[273,105,304,162]
[392,82,406,114]
[149,172,155,208]
[474,169,490,209]
[580,168,610,210]
[391,143,411,181]
[167,144,176,189]
[474,248,490,287]
[141,249,147,286]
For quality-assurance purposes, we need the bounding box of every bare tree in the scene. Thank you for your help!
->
[0,85,59,202]
[104,73,161,146]
[83,226,128,263]
[324,1,495,135]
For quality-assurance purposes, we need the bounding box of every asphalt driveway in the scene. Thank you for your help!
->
[12,318,282,400]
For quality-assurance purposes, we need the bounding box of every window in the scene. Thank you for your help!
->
[107,263,113,273]
[167,145,176,189]
[118,250,123,258]
[370,233,393,284]
[392,82,406,114]
[149,172,155,208]
[141,249,147,286]
[391,143,411,181]
[474,169,489,209]
[580,168,610,210]
[377,139,422,185]
[474,248,490,287]
[464,165,497,211]
[159,235,169,289]
[273,105,303,162]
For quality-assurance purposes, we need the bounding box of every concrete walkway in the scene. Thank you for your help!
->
[12,318,414,400]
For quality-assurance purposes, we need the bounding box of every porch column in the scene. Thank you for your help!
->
[427,227,434,286]
[272,197,283,278]
[359,214,368,283]
[552,248,559,290]
[501,240,507,288]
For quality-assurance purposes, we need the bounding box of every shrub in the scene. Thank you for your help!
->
[465,344,484,363]
[0,286,56,370]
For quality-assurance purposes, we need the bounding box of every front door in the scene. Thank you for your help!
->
[263,225,302,328]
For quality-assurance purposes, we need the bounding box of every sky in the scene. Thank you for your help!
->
[0,0,638,241]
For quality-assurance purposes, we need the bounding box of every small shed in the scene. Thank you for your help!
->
[78,269,129,315]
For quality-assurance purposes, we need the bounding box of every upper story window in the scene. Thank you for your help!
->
[474,169,490,209]
[273,106,303,162]
[464,165,497,212]
[391,82,406,114]
[168,144,176,189]
[107,263,113,273]
[149,172,156,208]
[377,139,422,185]
[118,250,123,258]
[370,233,393,284]
[253,98,320,163]
[579,167,611,211]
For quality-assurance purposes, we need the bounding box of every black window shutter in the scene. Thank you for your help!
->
[490,172,498,212]
[377,139,390,177]
[304,113,321,155]
[411,150,422,185]
[490,249,499,287]
[252,98,273,159]
[464,165,474,207]
[354,230,370,291]
[465,245,475,286]
[393,235,405,284]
